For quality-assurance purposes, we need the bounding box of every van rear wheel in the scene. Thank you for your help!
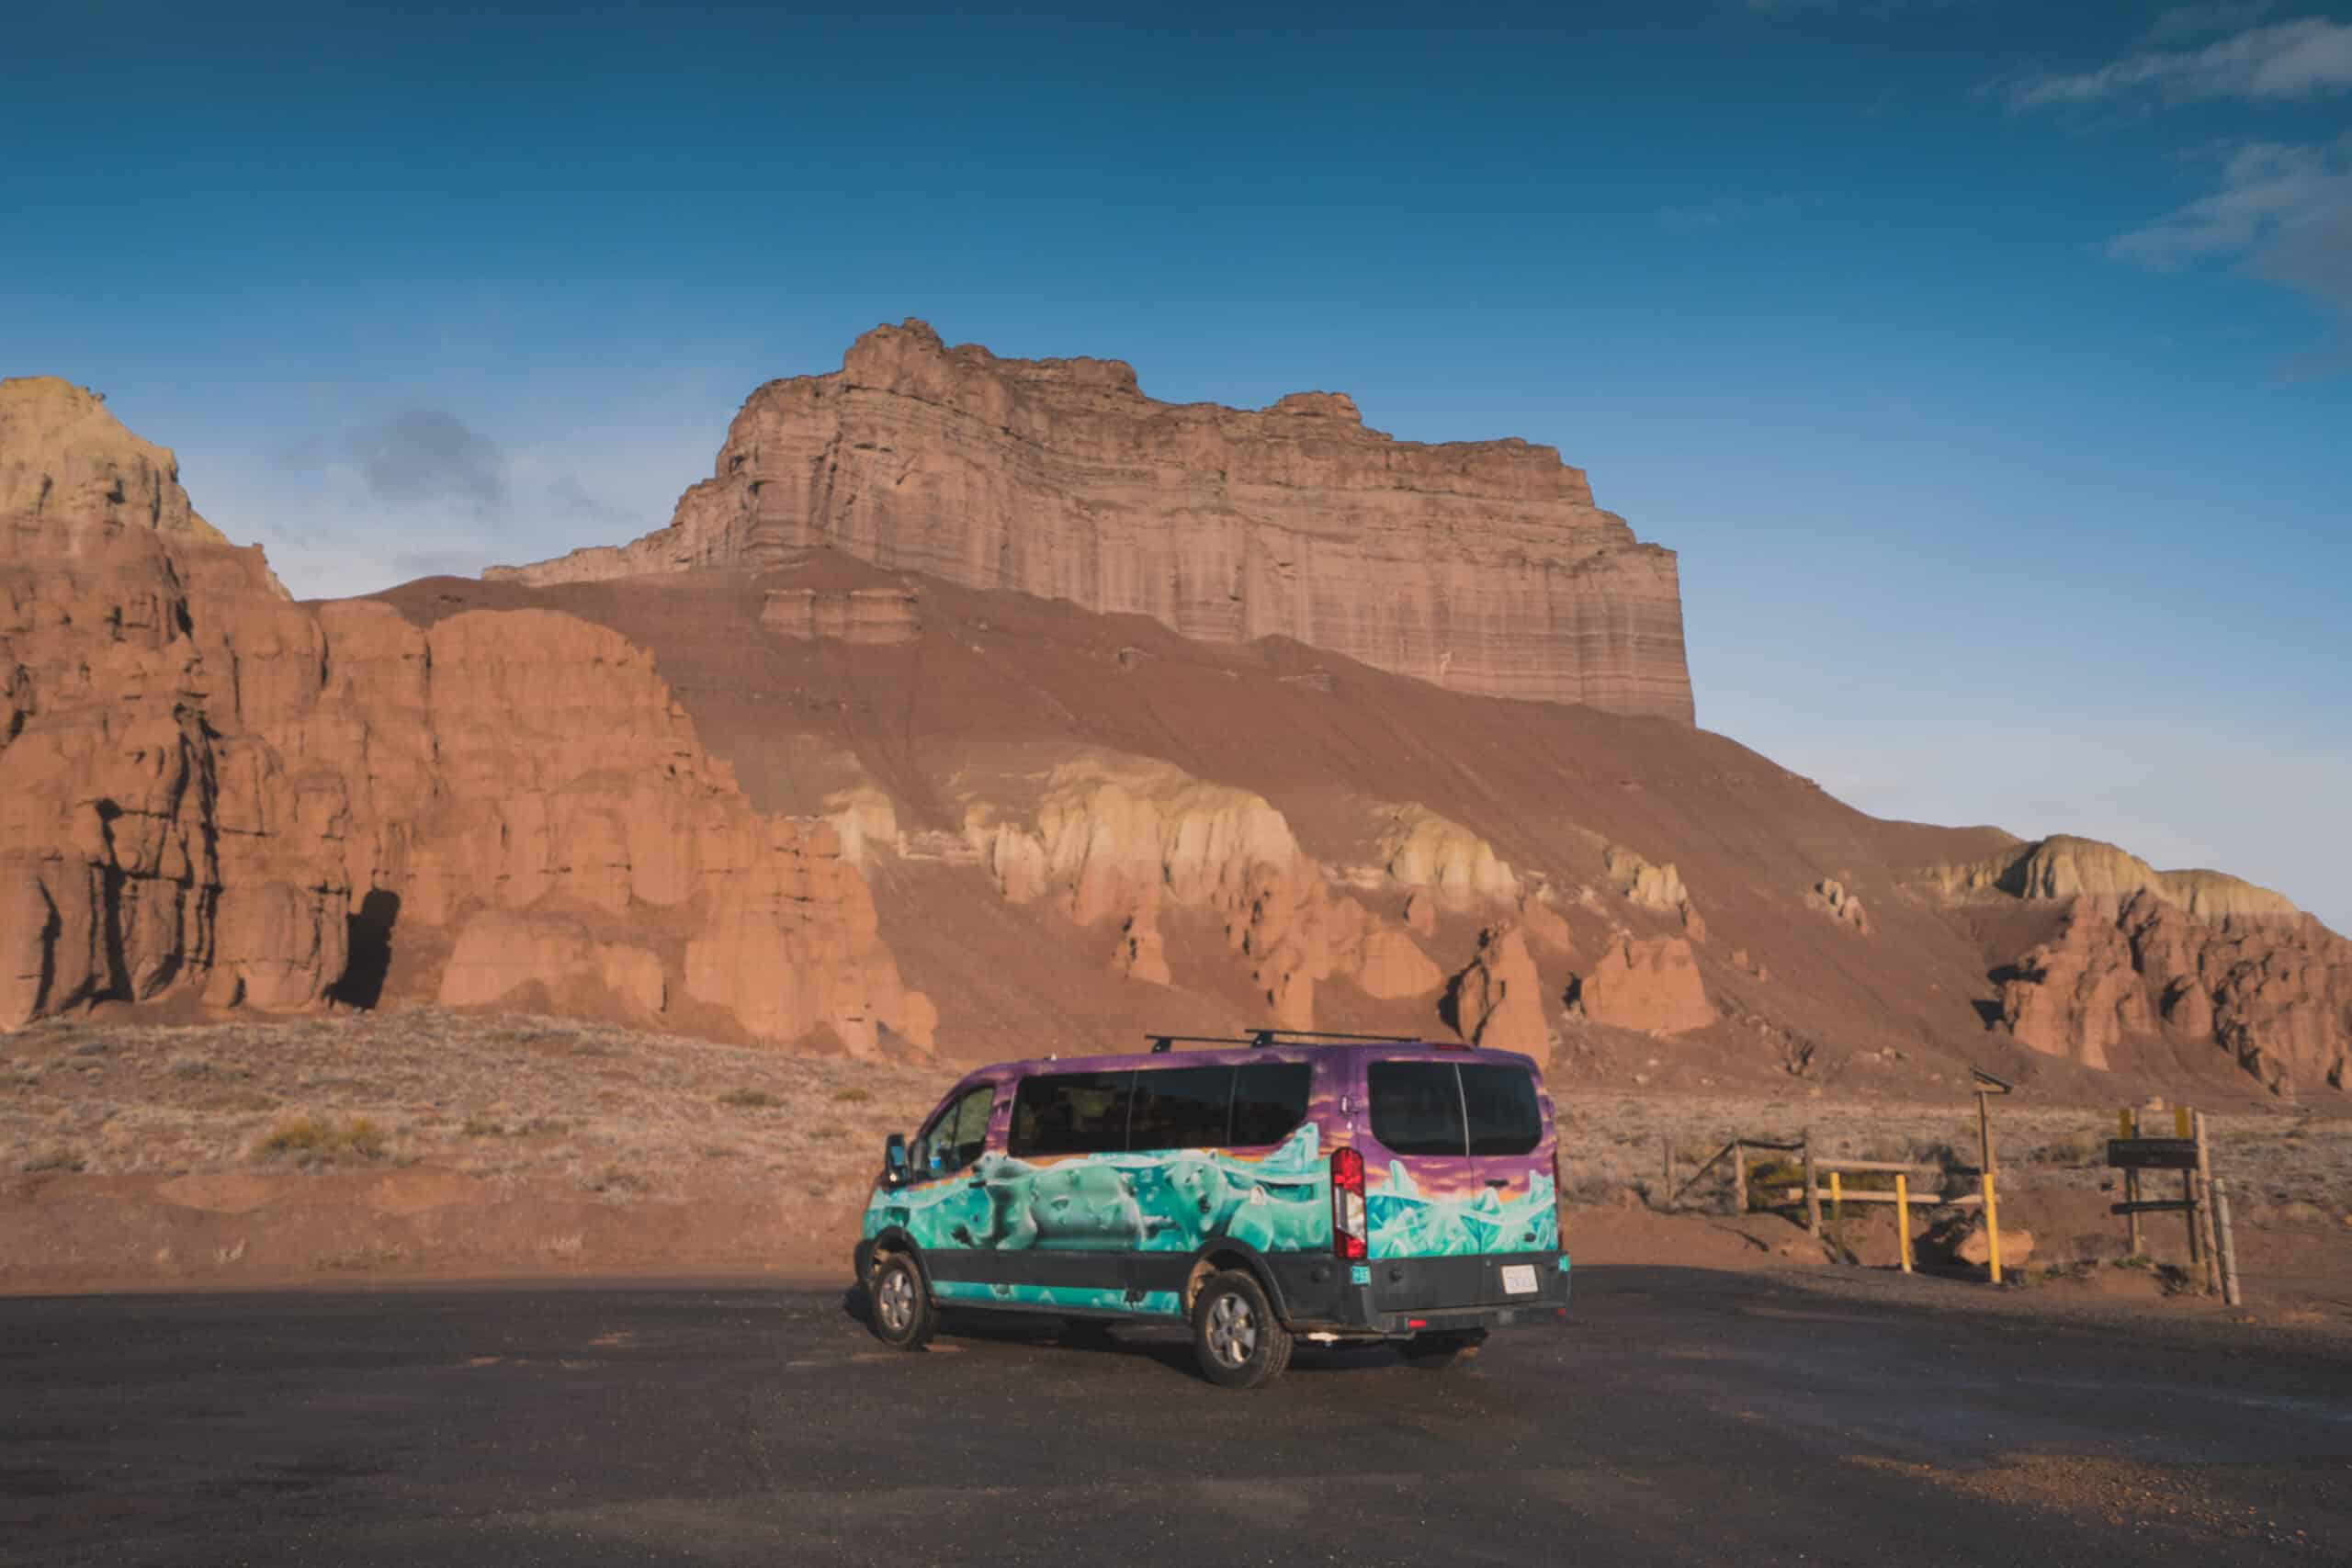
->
[1399,1329,1486,1370]
[869,1253,936,1351]
[1192,1269,1293,1389]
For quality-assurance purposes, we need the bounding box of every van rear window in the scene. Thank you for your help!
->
[1367,1060,1543,1157]
[1461,1063,1543,1156]
[1366,1062,1464,1156]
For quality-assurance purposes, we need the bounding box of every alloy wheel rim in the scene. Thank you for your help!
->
[1206,1292,1258,1366]
[879,1269,913,1333]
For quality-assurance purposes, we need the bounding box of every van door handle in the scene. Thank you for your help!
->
[967,1179,986,1190]
[1485,1179,1510,1190]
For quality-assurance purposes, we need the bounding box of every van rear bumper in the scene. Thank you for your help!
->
[1271,1248,1570,1337]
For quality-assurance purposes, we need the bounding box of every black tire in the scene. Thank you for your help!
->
[1399,1330,1487,1370]
[1191,1269,1294,1389]
[868,1252,937,1351]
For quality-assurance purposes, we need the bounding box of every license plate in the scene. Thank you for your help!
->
[1500,1264,1537,1295]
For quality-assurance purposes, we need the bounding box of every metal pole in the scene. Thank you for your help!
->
[1803,1131,1821,1239]
[2193,1111,2222,1295]
[1895,1173,1913,1273]
[1830,1170,1845,1262]
[2212,1177,2244,1308]
[1663,1134,1676,1212]
[1982,1168,2003,1284]
[2182,1109,2201,1279]
[1732,1141,1747,1215]
[2121,1108,2143,1257]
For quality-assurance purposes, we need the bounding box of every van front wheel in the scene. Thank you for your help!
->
[1192,1269,1293,1389]
[869,1253,936,1351]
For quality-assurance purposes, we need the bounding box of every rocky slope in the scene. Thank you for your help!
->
[490,321,1695,720]
[5,358,2344,1106]
[0,381,930,1055]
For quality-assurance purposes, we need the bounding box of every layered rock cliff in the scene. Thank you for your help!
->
[0,387,930,1054]
[1924,836,2349,1096]
[490,321,1696,719]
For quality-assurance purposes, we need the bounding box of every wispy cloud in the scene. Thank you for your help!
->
[2109,135,2352,343]
[347,408,507,515]
[2146,2,2278,44]
[2007,17,2352,109]
[1657,192,1821,236]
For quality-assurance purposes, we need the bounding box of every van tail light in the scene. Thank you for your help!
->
[1331,1146,1367,1260]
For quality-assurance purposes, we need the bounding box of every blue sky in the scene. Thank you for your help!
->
[6,1,2347,928]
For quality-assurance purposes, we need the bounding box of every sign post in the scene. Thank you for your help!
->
[1973,1068,2012,1285]
[2120,1109,2143,1256]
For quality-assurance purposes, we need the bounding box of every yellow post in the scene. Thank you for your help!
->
[1895,1174,1913,1273]
[2118,1108,2134,1138]
[2174,1105,2191,1139]
[1982,1169,2003,1284]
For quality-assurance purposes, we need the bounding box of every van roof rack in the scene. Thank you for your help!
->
[1145,1030,1447,1054]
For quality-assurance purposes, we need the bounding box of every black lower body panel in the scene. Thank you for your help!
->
[1272,1249,1569,1337]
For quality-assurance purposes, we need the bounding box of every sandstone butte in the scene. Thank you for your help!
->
[0,377,933,1057]
[5,346,2349,1104]
[488,319,1697,721]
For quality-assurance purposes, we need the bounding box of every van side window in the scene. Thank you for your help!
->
[1228,1061,1312,1146]
[1009,1071,1134,1157]
[1128,1066,1233,1152]
[1461,1064,1542,1155]
[918,1085,996,1177]
[1367,1061,1465,1156]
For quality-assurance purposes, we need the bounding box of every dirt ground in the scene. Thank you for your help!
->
[6,1010,2347,1328]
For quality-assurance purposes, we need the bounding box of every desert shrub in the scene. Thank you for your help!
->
[2030,1129,2105,1168]
[460,1113,504,1138]
[592,1165,648,1194]
[831,1086,874,1104]
[718,1089,776,1109]
[19,1146,85,1174]
[254,1114,389,1166]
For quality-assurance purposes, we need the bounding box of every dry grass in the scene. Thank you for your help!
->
[0,1007,942,1208]
[254,1114,390,1166]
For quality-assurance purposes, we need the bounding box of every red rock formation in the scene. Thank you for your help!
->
[1805,877,1871,935]
[0,392,931,1054]
[1998,892,2350,1094]
[490,321,1695,719]
[1575,935,1713,1035]
[1448,922,1550,1061]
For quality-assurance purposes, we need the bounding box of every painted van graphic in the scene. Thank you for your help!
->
[854,1032,1569,1388]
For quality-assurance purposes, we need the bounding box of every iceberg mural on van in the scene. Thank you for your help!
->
[1366,1164,1559,1259]
[863,1124,1330,1259]
[864,1124,1561,1272]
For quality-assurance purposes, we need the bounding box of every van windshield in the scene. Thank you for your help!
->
[1367,1059,1542,1157]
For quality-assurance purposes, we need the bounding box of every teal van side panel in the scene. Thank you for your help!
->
[934,1281,1183,1315]
[1364,1163,1559,1259]
[861,1123,1330,1311]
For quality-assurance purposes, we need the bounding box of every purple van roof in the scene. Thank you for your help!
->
[958,1038,1545,1084]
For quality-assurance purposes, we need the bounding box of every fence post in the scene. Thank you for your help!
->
[2193,1111,2222,1295]
[2120,1108,2143,1257]
[1802,1132,1822,1239]
[1895,1173,1913,1273]
[1732,1141,1747,1215]
[2212,1177,2244,1308]
[1663,1134,1676,1212]
[2181,1107,2205,1277]
[1829,1170,1845,1260]
[1982,1168,2003,1284]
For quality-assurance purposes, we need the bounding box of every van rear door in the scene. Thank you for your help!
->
[1363,1055,1555,1308]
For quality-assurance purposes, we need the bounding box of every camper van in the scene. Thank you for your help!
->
[853,1031,1568,1388]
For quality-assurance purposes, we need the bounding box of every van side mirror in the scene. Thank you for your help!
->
[884,1133,910,1186]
